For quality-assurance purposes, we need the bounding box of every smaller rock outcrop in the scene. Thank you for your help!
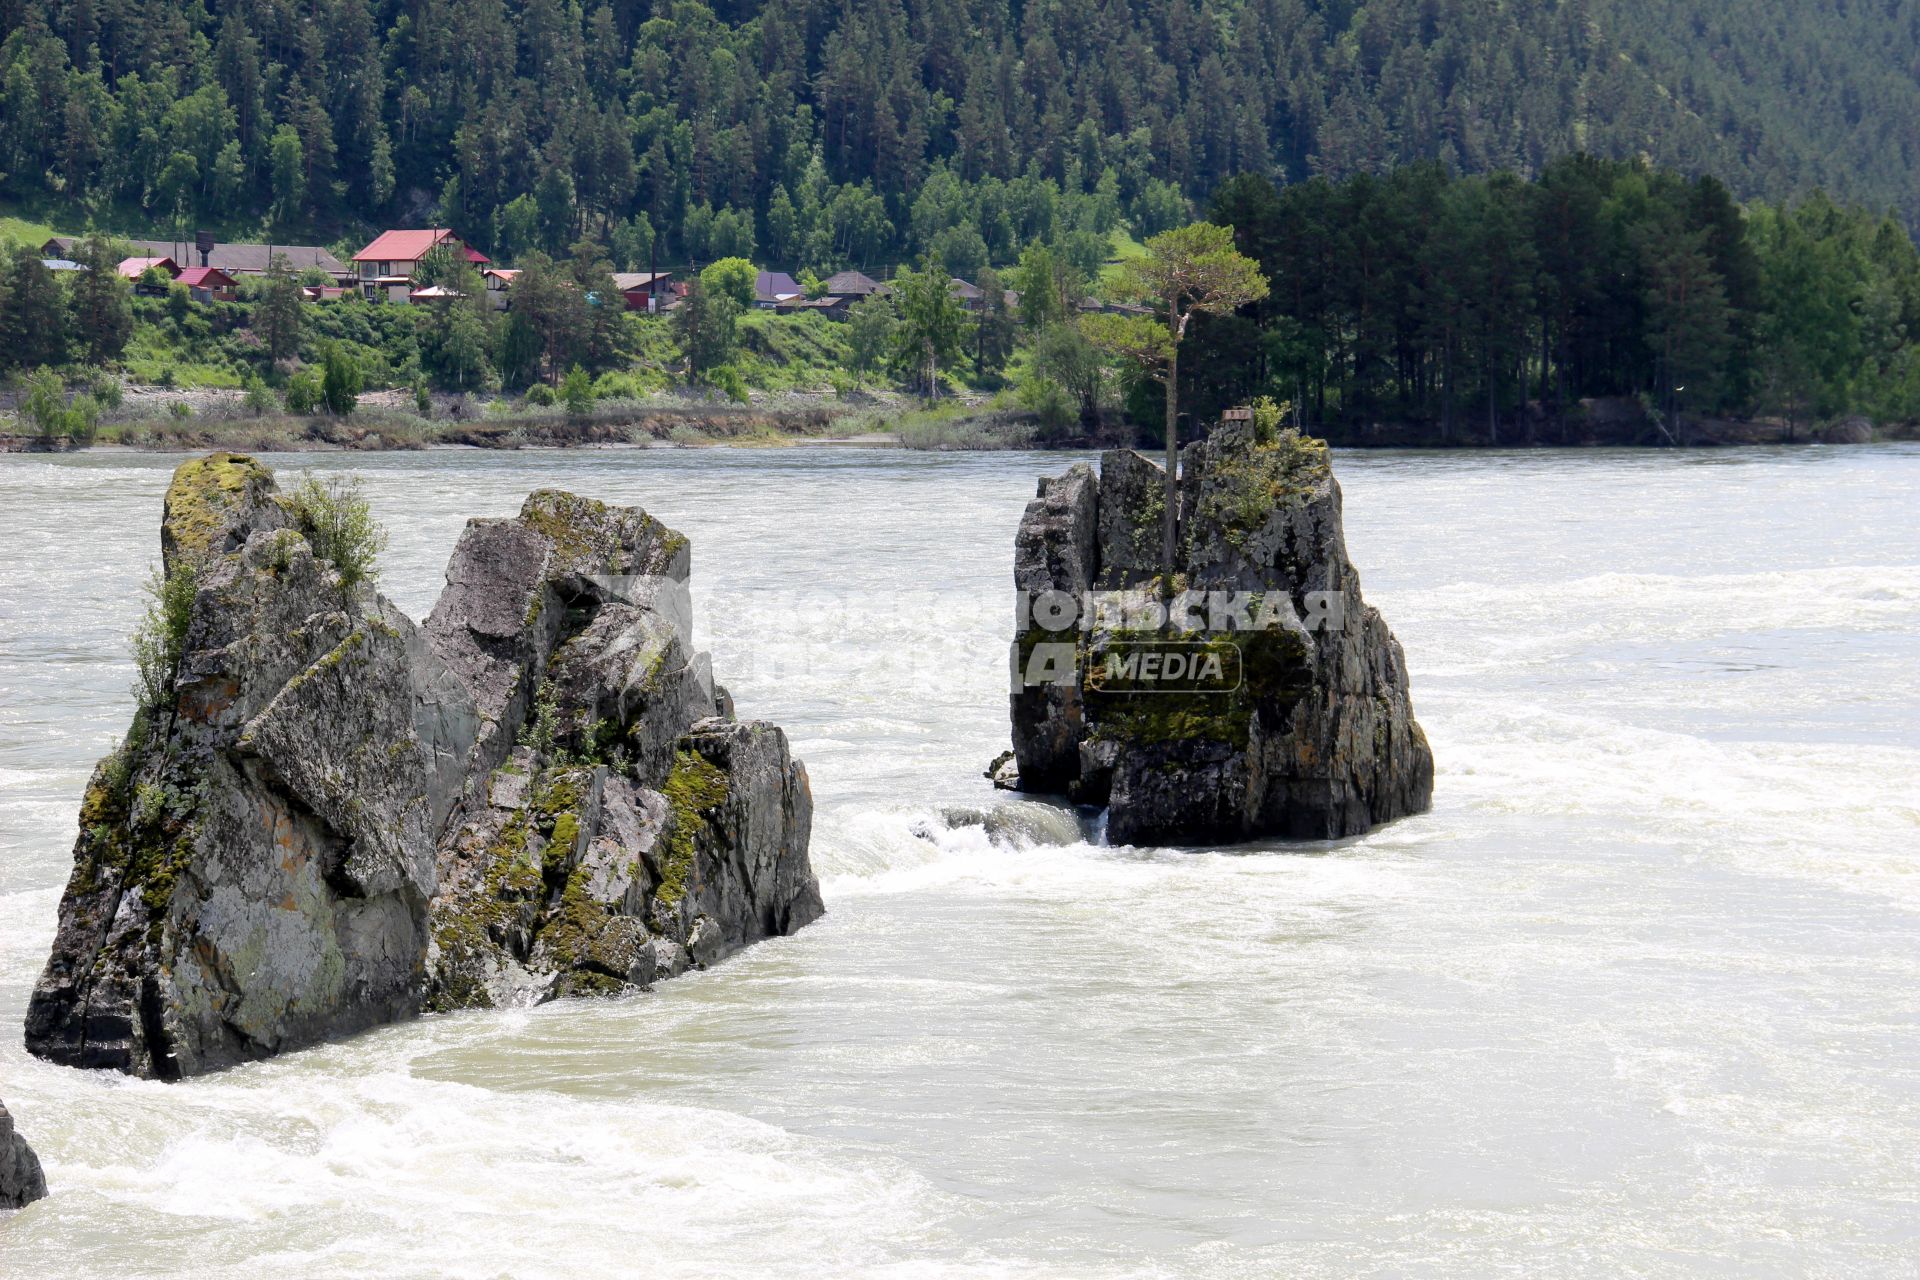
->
[422,494,820,1008]
[0,1099,47,1209]
[28,455,820,1080]
[1820,416,1874,444]
[1004,421,1433,846]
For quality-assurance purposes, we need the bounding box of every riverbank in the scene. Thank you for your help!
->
[3,390,1913,453]
[0,403,881,453]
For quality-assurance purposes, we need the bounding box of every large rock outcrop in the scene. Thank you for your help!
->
[26,455,820,1079]
[1005,421,1433,845]
[0,1099,47,1209]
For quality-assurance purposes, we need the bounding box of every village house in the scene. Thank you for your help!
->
[1077,296,1153,317]
[610,271,675,312]
[774,293,832,312]
[42,237,348,282]
[754,270,802,308]
[823,269,886,299]
[483,268,519,310]
[775,293,852,320]
[117,256,179,292]
[350,229,489,302]
[116,255,177,279]
[943,278,1018,313]
[175,265,238,302]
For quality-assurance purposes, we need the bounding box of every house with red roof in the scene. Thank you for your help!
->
[117,256,179,288]
[350,229,489,301]
[176,265,238,302]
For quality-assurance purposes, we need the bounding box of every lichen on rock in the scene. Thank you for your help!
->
[419,489,819,1010]
[28,454,821,1080]
[1004,420,1433,846]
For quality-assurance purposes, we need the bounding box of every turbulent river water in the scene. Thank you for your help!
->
[1,444,1917,1278]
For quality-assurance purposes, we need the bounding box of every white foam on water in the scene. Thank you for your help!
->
[3,445,1918,1278]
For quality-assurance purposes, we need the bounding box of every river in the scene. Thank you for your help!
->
[2,444,1916,1277]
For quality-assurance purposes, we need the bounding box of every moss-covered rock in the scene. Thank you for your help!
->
[31,454,820,1077]
[420,490,817,1010]
[160,451,283,571]
[1004,419,1434,845]
[28,458,470,1079]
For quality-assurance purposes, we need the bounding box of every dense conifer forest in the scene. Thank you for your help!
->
[6,1,1920,441]
[6,0,1920,269]
[1181,158,1920,437]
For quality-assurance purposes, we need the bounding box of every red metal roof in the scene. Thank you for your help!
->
[117,256,178,279]
[176,266,236,288]
[351,229,491,264]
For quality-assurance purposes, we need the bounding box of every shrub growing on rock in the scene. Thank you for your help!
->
[1249,395,1287,444]
[284,472,388,588]
[131,561,198,708]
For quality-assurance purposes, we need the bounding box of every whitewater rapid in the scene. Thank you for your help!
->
[2,445,1916,1277]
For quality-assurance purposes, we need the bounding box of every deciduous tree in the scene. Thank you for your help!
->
[889,261,968,398]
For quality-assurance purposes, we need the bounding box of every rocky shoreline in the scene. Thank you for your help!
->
[25,453,820,1081]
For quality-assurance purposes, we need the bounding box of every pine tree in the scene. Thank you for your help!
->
[672,279,741,382]
[1086,223,1267,585]
[0,247,73,373]
[67,234,134,365]
[257,254,305,362]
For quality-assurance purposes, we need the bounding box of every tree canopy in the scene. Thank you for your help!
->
[9,0,1920,275]
[1174,157,1920,439]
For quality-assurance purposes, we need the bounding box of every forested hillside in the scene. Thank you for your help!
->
[1178,156,1920,439]
[4,0,1919,272]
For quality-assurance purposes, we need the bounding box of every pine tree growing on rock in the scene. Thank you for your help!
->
[1086,223,1267,592]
